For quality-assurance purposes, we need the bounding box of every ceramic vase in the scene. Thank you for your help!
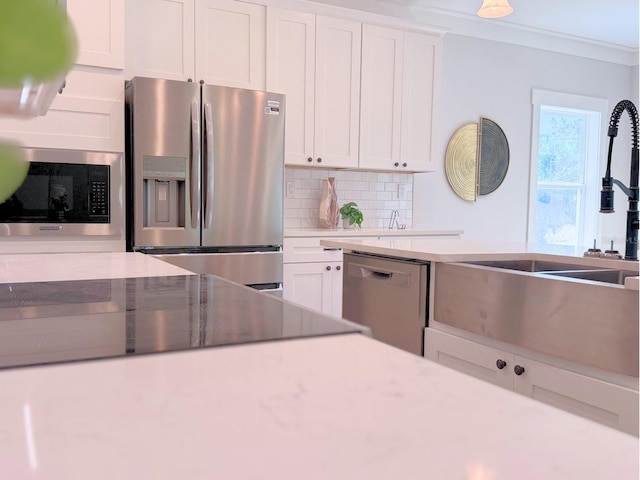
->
[318,177,339,229]
[342,218,357,229]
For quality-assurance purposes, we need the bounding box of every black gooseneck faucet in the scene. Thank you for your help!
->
[600,99,639,261]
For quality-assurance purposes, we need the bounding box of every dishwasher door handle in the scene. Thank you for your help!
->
[347,262,411,287]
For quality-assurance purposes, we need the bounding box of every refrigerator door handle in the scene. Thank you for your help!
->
[190,100,201,229]
[204,102,215,229]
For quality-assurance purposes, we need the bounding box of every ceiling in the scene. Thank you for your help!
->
[310,0,639,51]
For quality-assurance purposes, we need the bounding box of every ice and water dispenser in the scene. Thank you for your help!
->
[142,156,187,228]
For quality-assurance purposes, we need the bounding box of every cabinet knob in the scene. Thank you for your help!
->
[402,162,407,168]
[514,365,525,376]
[317,157,322,163]
[336,265,341,271]
[326,266,331,271]
[307,157,313,163]
[496,359,507,370]
[394,162,399,167]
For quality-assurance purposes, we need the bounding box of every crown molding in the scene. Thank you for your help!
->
[298,0,639,66]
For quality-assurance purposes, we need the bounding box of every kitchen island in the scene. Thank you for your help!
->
[0,252,637,478]
[320,236,640,435]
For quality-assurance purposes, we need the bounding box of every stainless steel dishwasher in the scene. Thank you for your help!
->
[342,252,429,355]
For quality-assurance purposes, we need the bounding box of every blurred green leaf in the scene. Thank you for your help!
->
[0,143,29,203]
[0,0,77,87]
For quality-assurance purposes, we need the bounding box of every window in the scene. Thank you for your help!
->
[528,90,608,252]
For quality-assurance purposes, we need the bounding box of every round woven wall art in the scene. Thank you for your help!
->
[445,123,478,202]
[445,117,509,202]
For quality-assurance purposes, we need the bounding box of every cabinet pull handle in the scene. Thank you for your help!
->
[307,157,313,163]
[496,359,507,370]
[317,157,322,163]
[336,265,341,271]
[514,365,525,376]
[323,248,341,251]
[402,162,408,168]
[326,266,331,271]
[394,162,399,167]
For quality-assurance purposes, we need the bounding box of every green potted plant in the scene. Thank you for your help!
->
[339,202,363,229]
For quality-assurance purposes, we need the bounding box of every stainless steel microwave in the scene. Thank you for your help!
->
[0,148,123,237]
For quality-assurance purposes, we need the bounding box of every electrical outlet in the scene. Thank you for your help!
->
[286,180,295,198]
[398,184,407,200]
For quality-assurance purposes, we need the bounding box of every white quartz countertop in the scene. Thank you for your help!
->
[0,334,637,479]
[285,228,462,237]
[320,237,640,275]
[0,252,194,283]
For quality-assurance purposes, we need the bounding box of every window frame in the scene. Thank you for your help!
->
[527,90,609,247]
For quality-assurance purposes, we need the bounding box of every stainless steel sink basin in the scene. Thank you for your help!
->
[434,260,639,377]
[541,269,638,285]
[468,259,597,272]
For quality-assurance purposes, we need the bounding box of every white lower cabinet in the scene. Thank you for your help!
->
[424,328,639,436]
[283,237,343,317]
[283,262,342,317]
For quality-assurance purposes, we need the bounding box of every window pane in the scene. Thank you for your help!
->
[537,109,587,184]
[535,188,580,246]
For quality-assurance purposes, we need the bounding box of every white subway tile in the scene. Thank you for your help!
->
[370,182,385,192]
[301,218,319,228]
[293,169,311,179]
[284,218,301,228]
[384,183,397,192]
[360,191,376,200]
[377,191,392,200]
[392,173,407,183]
[346,171,362,181]
[311,170,329,180]
[384,200,400,209]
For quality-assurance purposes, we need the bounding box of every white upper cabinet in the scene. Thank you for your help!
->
[401,32,440,173]
[359,25,403,172]
[67,0,125,69]
[267,8,361,168]
[195,0,265,89]
[360,25,441,172]
[126,0,265,90]
[126,0,195,80]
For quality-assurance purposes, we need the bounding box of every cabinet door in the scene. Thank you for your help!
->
[314,16,361,168]
[359,24,403,171]
[400,32,440,172]
[513,355,639,436]
[126,0,195,80]
[331,263,343,317]
[266,8,315,166]
[283,263,333,314]
[0,71,124,152]
[196,0,265,90]
[67,0,125,69]
[424,329,513,390]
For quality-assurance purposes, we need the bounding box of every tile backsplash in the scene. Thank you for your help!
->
[284,168,413,229]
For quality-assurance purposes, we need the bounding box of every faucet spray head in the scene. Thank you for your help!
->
[600,176,614,213]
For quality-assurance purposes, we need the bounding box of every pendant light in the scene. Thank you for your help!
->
[477,0,513,19]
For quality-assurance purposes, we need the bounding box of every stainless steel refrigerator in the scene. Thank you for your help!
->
[125,77,285,294]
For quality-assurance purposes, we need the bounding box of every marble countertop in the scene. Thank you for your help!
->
[0,334,636,479]
[0,252,194,283]
[284,228,463,237]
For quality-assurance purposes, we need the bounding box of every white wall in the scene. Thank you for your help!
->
[414,34,636,250]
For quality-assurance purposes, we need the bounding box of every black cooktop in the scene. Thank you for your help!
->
[0,275,367,370]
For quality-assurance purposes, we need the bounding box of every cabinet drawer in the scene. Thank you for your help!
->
[284,237,342,263]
